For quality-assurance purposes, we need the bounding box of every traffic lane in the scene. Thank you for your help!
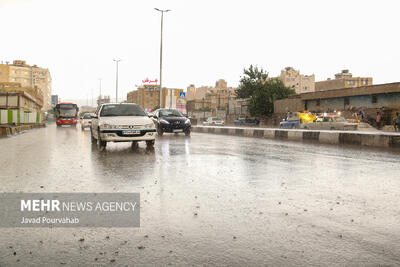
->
[1,124,400,266]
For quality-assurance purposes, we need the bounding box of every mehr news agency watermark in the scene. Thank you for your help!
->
[0,193,140,227]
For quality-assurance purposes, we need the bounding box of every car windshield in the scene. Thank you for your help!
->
[83,114,91,119]
[212,118,222,121]
[58,109,76,117]
[159,109,183,117]
[100,104,146,117]
[333,117,347,122]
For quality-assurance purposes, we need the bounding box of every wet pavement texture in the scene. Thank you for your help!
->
[0,124,400,266]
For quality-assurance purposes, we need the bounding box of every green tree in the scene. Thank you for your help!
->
[236,65,295,116]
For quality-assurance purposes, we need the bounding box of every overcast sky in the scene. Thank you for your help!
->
[1,0,399,104]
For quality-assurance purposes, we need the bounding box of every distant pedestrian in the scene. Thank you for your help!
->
[376,112,382,130]
[395,112,400,132]
[358,108,364,121]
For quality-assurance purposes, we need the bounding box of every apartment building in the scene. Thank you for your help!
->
[315,69,372,91]
[278,67,315,94]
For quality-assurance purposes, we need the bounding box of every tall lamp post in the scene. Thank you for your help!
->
[113,59,121,103]
[98,78,102,105]
[155,8,171,108]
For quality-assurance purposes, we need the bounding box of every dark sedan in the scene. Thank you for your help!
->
[151,109,191,136]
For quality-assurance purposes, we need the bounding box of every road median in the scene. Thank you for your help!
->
[192,126,400,149]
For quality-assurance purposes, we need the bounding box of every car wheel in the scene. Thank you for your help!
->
[185,130,191,136]
[157,126,164,136]
[146,140,155,148]
[131,141,139,150]
[97,129,107,151]
[90,129,96,143]
[98,139,107,151]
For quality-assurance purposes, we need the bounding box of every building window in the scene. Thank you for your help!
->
[347,80,355,85]
[372,95,378,103]
[344,96,350,105]
[304,86,308,90]
[316,99,320,106]
[362,80,369,85]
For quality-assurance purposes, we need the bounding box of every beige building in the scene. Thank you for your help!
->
[127,84,184,111]
[315,69,372,91]
[0,60,52,111]
[186,79,236,101]
[279,67,315,94]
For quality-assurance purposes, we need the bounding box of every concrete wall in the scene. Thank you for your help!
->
[274,98,305,113]
[306,92,400,112]
[315,79,346,91]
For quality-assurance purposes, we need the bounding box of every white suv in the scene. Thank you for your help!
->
[90,103,156,150]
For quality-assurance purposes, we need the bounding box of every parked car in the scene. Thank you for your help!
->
[80,113,93,130]
[303,115,357,131]
[234,116,260,126]
[150,108,191,136]
[203,117,225,126]
[90,103,156,150]
[280,113,300,129]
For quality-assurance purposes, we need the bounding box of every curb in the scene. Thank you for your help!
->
[192,126,400,149]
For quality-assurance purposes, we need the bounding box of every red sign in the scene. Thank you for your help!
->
[142,78,158,84]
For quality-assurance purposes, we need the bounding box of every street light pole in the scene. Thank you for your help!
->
[113,59,121,103]
[155,8,170,109]
[98,78,102,106]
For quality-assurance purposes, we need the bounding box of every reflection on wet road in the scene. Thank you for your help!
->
[1,124,400,266]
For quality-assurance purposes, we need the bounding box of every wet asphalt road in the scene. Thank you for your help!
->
[1,124,400,266]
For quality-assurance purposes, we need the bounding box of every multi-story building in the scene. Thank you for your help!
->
[278,67,315,94]
[186,79,236,102]
[186,79,236,117]
[315,69,372,91]
[0,60,52,111]
[127,84,184,111]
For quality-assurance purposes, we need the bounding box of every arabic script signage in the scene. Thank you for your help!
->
[142,78,158,84]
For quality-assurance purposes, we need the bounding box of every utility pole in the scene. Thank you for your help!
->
[98,78,102,106]
[155,8,171,108]
[113,59,121,103]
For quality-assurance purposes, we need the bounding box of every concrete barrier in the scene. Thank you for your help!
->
[192,126,400,149]
[0,123,46,138]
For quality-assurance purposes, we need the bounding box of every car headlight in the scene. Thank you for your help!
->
[184,119,191,124]
[160,119,170,124]
[145,123,154,129]
[100,124,113,129]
